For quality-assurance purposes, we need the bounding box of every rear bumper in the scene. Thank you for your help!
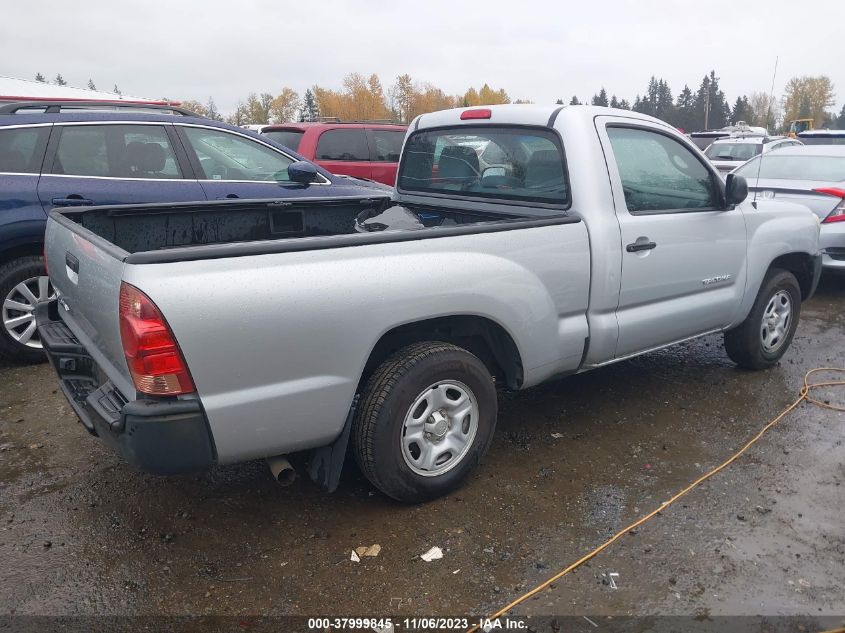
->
[809,253,824,297]
[36,300,215,475]
[820,222,845,270]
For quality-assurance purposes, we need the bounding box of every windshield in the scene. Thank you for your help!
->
[398,127,567,205]
[705,143,762,161]
[263,129,305,152]
[735,154,845,182]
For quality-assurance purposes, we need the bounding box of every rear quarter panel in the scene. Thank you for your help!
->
[124,222,590,463]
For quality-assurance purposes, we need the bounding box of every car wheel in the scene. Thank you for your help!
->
[724,268,801,370]
[352,341,498,503]
[0,256,54,364]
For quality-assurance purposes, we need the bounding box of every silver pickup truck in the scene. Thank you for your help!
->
[38,105,822,503]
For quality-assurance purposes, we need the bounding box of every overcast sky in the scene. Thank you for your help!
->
[2,0,843,115]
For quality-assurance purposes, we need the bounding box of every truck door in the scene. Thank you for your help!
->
[596,117,747,359]
[37,123,206,209]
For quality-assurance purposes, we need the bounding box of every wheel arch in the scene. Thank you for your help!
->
[768,252,815,300]
[358,315,525,392]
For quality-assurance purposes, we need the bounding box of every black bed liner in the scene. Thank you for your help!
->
[52,196,581,265]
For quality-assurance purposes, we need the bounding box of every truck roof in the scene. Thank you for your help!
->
[412,104,673,131]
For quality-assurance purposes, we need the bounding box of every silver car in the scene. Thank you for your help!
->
[734,145,845,270]
[705,135,803,177]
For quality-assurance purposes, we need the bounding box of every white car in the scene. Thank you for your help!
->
[705,136,803,177]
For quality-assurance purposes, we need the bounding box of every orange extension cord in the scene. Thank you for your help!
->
[468,367,845,632]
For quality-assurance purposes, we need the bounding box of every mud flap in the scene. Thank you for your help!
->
[307,395,359,493]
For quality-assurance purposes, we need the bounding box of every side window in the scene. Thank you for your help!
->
[0,126,50,174]
[368,130,404,162]
[182,127,293,181]
[52,125,182,179]
[315,129,369,161]
[607,126,717,213]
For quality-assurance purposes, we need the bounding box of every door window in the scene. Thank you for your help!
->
[51,124,182,179]
[315,129,369,161]
[607,126,717,213]
[368,130,404,162]
[182,126,293,181]
[0,126,50,173]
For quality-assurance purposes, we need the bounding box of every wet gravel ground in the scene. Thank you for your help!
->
[1,276,843,624]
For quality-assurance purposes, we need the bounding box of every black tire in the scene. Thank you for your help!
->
[724,268,801,370]
[0,256,49,365]
[352,341,498,503]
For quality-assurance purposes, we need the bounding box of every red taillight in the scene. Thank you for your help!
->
[813,187,845,224]
[119,282,194,396]
[460,108,492,120]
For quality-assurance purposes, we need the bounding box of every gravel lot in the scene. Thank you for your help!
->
[1,275,843,629]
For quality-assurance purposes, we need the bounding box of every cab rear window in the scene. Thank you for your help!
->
[398,127,568,205]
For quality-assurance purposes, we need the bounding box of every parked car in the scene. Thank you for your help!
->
[687,122,768,150]
[797,129,845,146]
[260,122,407,186]
[0,102,390,363]
[704,135,802,176]
[733,145,845,270]
[38,104,821,503]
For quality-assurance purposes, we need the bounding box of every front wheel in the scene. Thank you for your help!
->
[724,268,801,370]
[352,342,498,503]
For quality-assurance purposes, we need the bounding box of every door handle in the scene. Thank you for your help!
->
[51,196,93,207]
[626,239,657,253]
[216,194,240,200]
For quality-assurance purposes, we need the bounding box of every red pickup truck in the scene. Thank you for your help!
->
[261,122,407,186]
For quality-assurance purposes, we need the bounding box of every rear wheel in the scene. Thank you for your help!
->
[724,268,801,370]
[0,256,54,364]
[352,341,498,503]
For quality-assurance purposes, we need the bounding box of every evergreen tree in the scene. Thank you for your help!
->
[87,79,96,91]
[35,72,45,82]
[693,71,730,130]
[732,96,751,124]
[674,84,696,132]
[555,98,564,105]
[610,95,620,109]
[55,74,66,86]
[569,95,581,105]
[619,99,630,110]
[837,103,845,128]
[591,88,609,107]
[301,89,319,122]
[113,84,122,96]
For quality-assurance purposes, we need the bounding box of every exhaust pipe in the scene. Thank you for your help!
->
[267,456,297,487]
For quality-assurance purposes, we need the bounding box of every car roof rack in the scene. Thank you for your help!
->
[0,100,200,116]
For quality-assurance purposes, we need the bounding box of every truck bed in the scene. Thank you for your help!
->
[54,197,573,264]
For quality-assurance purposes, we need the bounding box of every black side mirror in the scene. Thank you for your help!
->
[725,173,748,207]
[288,160,320,184]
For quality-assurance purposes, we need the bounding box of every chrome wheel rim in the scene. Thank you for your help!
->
[401,380,479,477]
[2,276,55,349]
[760,289,791,354]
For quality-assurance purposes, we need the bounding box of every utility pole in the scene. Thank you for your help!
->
[704,91,711,130]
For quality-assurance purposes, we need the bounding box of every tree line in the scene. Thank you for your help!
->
[34,70,845,132]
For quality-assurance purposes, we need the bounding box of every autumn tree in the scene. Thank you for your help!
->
[782,75,835,129]
[269,87,300,123]
[748,92,780,131]
[389,74,415,123]
[206,97,221,121]
[179,100,210,117]
[242,92,274,124]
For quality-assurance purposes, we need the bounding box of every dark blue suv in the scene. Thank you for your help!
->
[0,102,390,363]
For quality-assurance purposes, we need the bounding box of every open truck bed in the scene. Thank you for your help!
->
[54,196,571,264]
